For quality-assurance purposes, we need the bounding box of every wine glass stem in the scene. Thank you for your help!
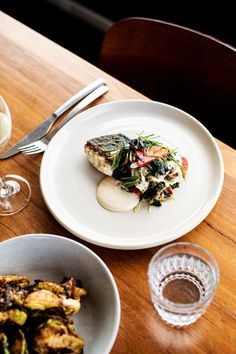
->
[0,174,31,216]
[0,175,13,211]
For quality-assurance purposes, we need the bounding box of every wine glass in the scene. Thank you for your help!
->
[0,96,31,216]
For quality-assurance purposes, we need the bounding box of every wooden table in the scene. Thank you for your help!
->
[0,11,235,354]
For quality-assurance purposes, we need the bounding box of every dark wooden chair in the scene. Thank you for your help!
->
[100,17,236,148]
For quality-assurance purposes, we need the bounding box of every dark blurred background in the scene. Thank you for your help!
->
[1,0,236,66]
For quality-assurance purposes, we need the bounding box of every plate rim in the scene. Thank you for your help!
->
[40,99,224,249]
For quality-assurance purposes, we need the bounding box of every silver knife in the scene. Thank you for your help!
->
[0,78,106,159]
[19,85,109,155]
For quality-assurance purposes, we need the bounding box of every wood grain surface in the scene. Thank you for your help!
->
[0,11,235,354]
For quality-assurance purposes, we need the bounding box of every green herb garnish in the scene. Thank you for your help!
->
[171,182,180,189]
[167,151,185,178]
[111,145,124,170]
[120,175,141,188]
[138,133,163,148]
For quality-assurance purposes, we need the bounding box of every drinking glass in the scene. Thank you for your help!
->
[0,96,31,216]
[148,242,219,327]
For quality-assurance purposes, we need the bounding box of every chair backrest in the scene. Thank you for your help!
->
[100,17,236,148]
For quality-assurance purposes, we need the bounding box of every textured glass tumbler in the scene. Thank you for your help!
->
[148,242,219,327]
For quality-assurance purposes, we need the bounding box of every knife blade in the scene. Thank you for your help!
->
[0,78,106,159]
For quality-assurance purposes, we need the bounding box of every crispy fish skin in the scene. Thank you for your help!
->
[84,134,130,175]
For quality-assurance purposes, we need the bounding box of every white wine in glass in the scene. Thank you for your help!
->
[0,96,31,216]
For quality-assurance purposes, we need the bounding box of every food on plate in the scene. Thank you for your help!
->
[33,318,84,354]
[85,133,188,212]
[0,275,87,353]
[0,309,27,326]
[0,275,30,288]
[97,176,139,211]
[84,134,130,176]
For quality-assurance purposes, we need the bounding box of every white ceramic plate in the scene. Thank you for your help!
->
[0,234,120,354]
[40,100,224,250]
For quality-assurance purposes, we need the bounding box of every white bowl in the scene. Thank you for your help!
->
[0,234,120,354]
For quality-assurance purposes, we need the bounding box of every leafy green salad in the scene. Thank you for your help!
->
[110,133,188,210]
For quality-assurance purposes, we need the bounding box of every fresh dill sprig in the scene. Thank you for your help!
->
[169,147,178,154]
[111,145,124,170]
[167,151,185,178]
[137,132,163,147]
[120,175,141,188]
[103,148,117,153]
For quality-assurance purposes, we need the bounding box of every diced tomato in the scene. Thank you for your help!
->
[136,150,155,167]
[136,147,167,167]
[146,146,168,158]
[136,158,154,167]
[136,156,155,167]
[129,186,142,196]
[181,156,188,175]
[166,186,174,196]
[136,150,145,160]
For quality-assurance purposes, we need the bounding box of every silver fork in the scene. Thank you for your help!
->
[18,85,108,155]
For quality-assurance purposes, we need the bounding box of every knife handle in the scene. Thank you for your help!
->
[47,85,109,141]
[54,77,106,117]
[0,78,107,159]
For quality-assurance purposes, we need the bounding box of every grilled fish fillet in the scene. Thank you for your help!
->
[84,134,130,175]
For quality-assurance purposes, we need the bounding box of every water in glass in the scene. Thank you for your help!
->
[148,242,219,327]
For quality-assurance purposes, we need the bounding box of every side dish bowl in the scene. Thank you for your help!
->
[0,234,120,354]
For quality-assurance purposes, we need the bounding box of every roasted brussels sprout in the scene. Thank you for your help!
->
[23,289,81,316]
[60,277,76,298]
[0,331,10,354]
[33,280,64,295]
[62,277,87,300]
[9,329,28,354]
[0,276,29,311]
[0,310,27,326]
[0,275,86,353]
[0,312,8,326]
[0,276,30,289]
[60,297,81,316]
[73,286,87,300]
[33,277,87,300]
[0,285,28,310]
[24,290,61,311]
[8,310,27,326]
[33,318,84,354]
